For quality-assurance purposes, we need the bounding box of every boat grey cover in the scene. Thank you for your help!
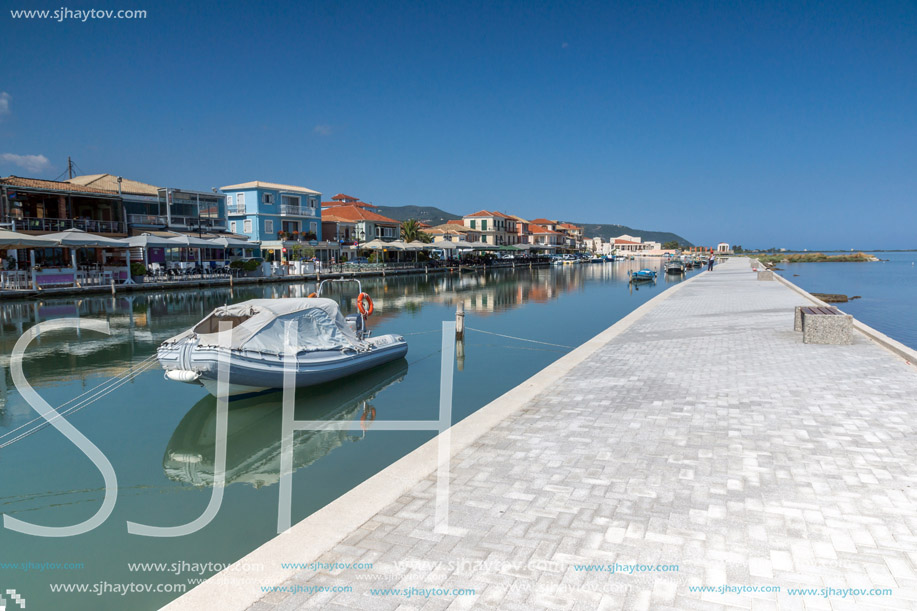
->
[163,298,365,355]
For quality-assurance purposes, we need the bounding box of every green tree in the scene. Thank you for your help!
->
[662,240,680,249]
[401,219,432,243]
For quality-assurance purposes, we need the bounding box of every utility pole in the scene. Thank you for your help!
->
[67,156,74,179]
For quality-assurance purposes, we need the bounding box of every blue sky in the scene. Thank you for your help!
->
[1,0,915,249]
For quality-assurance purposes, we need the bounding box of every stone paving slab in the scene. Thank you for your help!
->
[203,258,917,610]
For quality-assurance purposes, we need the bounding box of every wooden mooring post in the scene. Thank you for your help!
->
[455,302,465,339]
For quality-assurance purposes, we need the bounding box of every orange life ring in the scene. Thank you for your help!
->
[357,292,374,316]
[308,292,317,298]
[360,406,376,431]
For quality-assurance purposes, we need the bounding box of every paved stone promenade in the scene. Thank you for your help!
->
[246,259,917,610]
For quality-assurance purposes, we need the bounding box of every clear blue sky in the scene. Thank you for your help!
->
[2,0,915,249]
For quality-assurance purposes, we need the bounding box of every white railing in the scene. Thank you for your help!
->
[227,204,247,214]
[281,205,317,217]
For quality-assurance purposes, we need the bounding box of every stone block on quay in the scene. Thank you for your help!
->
[802,313,853,345]
[757,271,775,281]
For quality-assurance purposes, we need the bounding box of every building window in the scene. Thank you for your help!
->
[281,194,300,207]
[481,220,487,231]
[309,198,316,209]
[310,222,317,235]
[265,219,274,234]
[481,235,487,243]
[469,220,475,229]
[229,221,237,233]
[243,219,252,234]
[263,193,274,205]
[236,193,245,209]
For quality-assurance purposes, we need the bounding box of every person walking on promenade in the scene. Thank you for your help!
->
[707,254,715,271]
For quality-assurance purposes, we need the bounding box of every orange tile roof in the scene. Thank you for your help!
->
[556,223,581,230]
[463,210,494,218]
[332,193,359,201]
[445,219,465,225]
[321,205,399,224]
[1,175,118,195]
[613,239,640,245]
[323,200,374,209]
[529,218,556,225]
[492,211,515,219]
[530,224,563,235]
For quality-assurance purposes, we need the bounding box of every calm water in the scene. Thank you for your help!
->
[776,251,917,350]
[0,260,699,610]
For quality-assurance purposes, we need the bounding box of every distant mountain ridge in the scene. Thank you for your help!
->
[375,205,692,246]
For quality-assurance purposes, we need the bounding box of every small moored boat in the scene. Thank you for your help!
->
[628,269,657,283]
[157,280,407,397]
[665,260,685,274]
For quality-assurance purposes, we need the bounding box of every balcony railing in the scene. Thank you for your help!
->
[281,205,317,217]
[169,216,227,230]
[227,204,247,215]
[5,216,126,234]
[129,214,168,226]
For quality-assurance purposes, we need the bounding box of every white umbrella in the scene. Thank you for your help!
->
[433,240,458,250]
[42,228,128,248]
[381,240,406,250]
[40,228,129,286]
[166,235,213,248]
[124,234,178,248]
[361,239,389,249]
[452,240,475,249]
[0,229,59,249]
[207,236,259,248]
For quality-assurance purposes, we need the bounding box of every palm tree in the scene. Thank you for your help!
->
[401,219,431,243]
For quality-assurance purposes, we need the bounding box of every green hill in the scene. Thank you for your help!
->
[376,206,691,246]
[573,223,692,247]
[375,205,460,226]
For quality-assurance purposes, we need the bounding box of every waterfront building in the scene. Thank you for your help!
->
[322,193,377,211]
[529,218,558,232]
[462,210,517,245]
[222,180,324,262]
[321,205,401,261]
[508,215,532,244]
[0,175,127,236]
[426,223,482,243]
[556,222,584,250]
[68,174,229,236]
[717,242,732,254]
[529,224,564,247]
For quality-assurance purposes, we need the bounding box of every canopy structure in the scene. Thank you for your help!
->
[452,240,475,249]
[0,230,60,250]
[41,228,127,248]
[405,240,431,250]
[469,241,499,251]
[360,239,389,250]
[207,237,260,248]
[166,235,214,248]
[432,240,458,250]
[125,234,179,249]
[187,298,363,353]
[498,244,522,251]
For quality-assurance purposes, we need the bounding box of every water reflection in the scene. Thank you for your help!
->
[163,360,408,488]
[0,261,691,424]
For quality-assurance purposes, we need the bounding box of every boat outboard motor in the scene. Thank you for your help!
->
[345,313,366,339]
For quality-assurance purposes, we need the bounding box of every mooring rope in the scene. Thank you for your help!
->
[0,354,159,442]
[465,327,574,349]
[0,358,159,450]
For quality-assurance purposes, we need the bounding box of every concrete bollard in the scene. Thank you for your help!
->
[757,271,775,281]
[110,279,116,295]
[455,302,465,339]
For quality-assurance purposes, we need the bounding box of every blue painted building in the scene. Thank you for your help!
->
[221,181,322,260]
